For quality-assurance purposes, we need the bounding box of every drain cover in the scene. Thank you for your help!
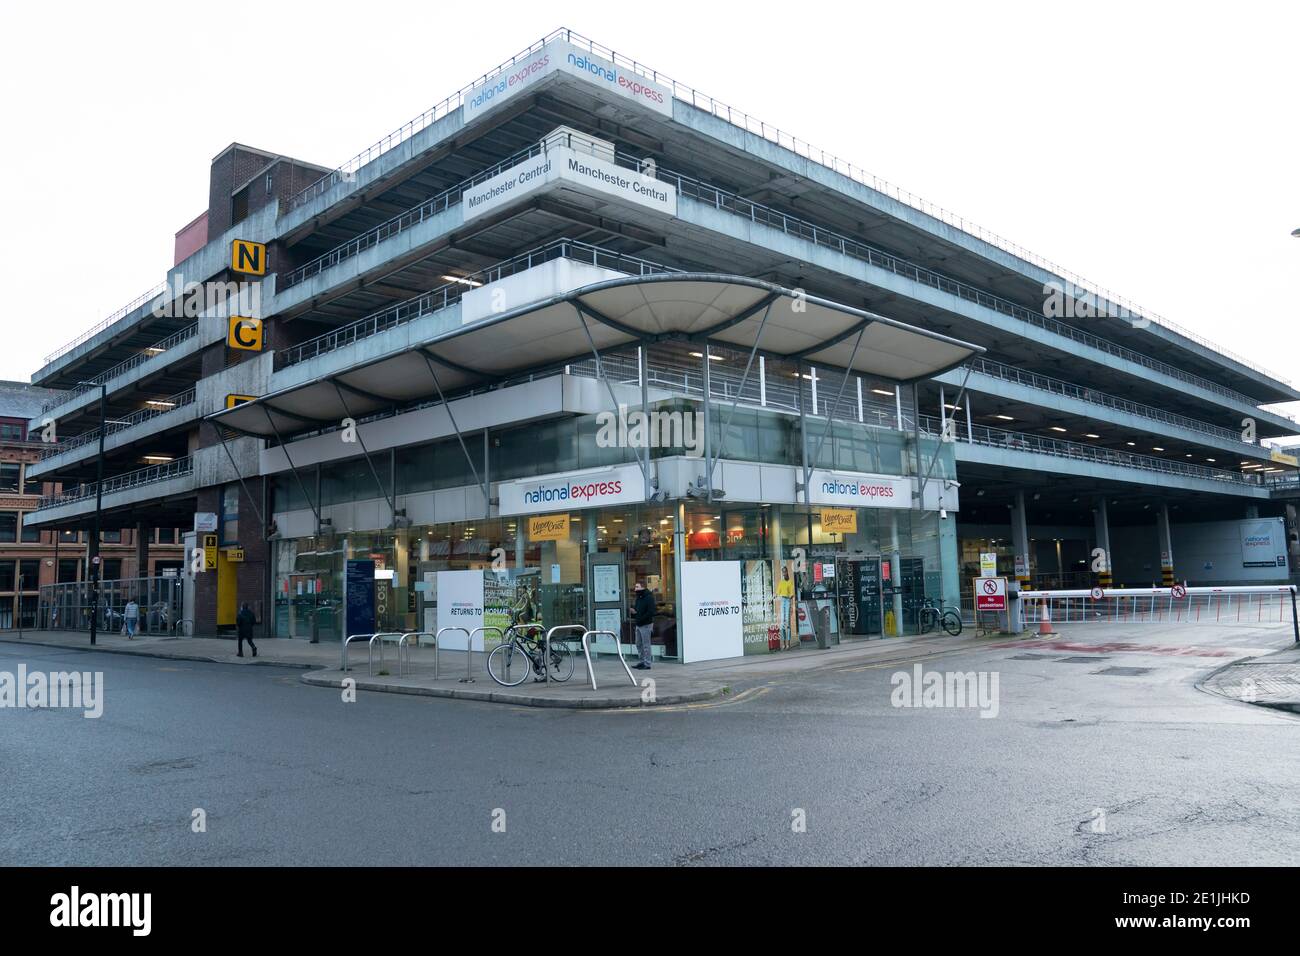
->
[1094,666,1151,676]
[1009,653,1054,660]
[1057,655,1112,663]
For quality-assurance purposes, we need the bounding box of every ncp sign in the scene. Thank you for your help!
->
[806,470,912,509]
[497,463,645,517]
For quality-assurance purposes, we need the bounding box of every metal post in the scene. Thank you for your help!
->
[84,382,106,646]
[640,346,651,500]
[702,345,712,503]
[1291,586,1298,644]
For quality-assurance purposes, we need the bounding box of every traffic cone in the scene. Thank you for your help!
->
[1037,601,1056,636]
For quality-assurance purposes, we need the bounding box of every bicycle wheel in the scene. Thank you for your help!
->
[487,642,531,687]
[941,610,963,637]
[917,608,936,634]
[546,637,575,683]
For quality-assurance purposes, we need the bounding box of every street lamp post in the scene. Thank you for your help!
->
[77,381,107,646]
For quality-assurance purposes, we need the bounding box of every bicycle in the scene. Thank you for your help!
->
[918,597,963,636]
[486,623,576,686]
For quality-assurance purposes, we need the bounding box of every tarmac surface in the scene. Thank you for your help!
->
[1,620,1295,865]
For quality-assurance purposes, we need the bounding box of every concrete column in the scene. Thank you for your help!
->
[1157,502,1175,586]
[939,512,959,611]
[1011,492,1031,588]
[1009,491,1031,633]
[1093,497,1112,588]
[135,522,148,580]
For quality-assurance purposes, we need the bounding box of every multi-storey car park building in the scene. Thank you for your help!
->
[23,28,1300,659]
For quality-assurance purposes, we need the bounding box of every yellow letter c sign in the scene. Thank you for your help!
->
[228,316,263,351]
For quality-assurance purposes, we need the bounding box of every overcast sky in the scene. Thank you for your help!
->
[2,1,1295,414]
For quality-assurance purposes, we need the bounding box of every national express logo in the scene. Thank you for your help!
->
[523,478,624,507]
[468,52,551,111]
[697,599,740,618]
[821,479,896,501]
[566,52,666,105]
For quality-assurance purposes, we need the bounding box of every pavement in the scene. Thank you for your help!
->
[0,626,998,709]
[1200,642,1300,712]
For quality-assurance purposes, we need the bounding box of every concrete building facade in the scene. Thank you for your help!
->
[23,28,1300,655]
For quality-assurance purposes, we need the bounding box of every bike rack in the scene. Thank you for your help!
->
[367,632,406,676]
[580,629,639,691]
[399,632,438,677]
[466,626,502,683]
[436,627,471,682]
[342,632,374,672]
[542,625,587,686]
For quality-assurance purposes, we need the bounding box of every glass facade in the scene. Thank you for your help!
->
[271,497,950,658]
[267,344,958,660]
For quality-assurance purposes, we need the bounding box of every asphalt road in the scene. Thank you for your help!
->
[1,622,1296,866]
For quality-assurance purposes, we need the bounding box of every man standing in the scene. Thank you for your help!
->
[632,581,656,670]
[123,598,139,640]
[236,601,258,658]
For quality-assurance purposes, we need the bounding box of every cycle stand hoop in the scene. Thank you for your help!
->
[467,626,503,683]
[580,629,639,691]
[436,627,471,682]
[342,633,375,672]
[367,632,406,676]
[542,625,588,686]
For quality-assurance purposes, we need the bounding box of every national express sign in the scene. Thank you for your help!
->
[497,464,645,517]
[462,38,673,122]
[806,470,913,510]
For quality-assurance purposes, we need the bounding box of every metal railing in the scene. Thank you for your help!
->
[282,128,1282,413]
[38,387,197,461]
[280,141,554,290]
[281,26,1284,385]
[1020,586,1299,640]
[959,357,1255,445]
[919,414,1259,486]
[275,238,680,370]
[284,34,559,211]
[46,323,198,412]
[35,456,194,510]
[43,282,167,366]
[37,575,184,635]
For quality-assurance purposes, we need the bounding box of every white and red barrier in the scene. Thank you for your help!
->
[1018,585,1298,640]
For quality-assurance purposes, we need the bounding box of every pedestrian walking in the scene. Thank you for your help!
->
[123,599,139,639]
[632,581,656,670]
[236,602,258,658]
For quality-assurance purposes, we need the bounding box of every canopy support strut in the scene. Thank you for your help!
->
[259,405,320,529]
[330,381,398,527]
[417,349,489,515]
